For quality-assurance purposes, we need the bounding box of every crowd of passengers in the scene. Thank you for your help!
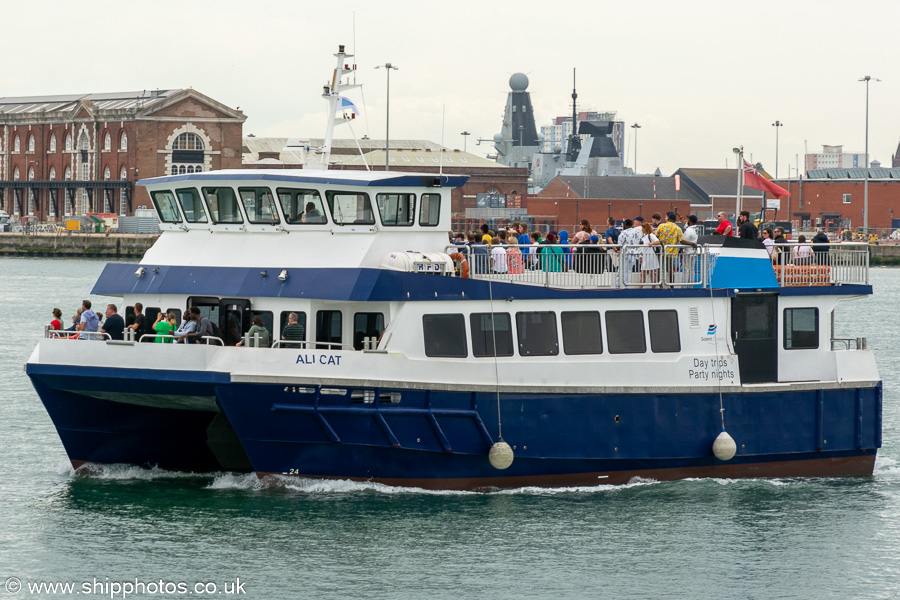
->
[46,301,303,348]
[447,211,833,284]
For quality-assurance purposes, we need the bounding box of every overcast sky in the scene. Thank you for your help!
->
[7,0,899,176]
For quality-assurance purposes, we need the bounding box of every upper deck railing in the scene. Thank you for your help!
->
[448,242,869,289]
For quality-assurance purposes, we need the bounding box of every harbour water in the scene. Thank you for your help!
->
[1,257,899,599]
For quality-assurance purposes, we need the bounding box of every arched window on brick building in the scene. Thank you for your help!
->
[171,132,205,174]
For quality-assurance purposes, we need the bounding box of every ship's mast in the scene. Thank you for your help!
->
[320,45,360,169]
[566,68,581,163]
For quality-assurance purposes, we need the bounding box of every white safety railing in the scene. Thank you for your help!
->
[271,340,353,350]
[770,242,869,286]
[450,243,708,289]
[449,242,868,290]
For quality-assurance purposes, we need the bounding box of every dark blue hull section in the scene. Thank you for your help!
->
[27,365,249,473]
[216,383,882,489]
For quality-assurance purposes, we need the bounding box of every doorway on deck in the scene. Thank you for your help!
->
[731,293,778,384]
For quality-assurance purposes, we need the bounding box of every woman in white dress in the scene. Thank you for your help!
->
[640,221,661,284]
[793,234,813,265]
[762,228,775,260]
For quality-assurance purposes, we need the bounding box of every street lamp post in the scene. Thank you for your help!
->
[772,121,782,178]
[859,75,880,235]
[460,131,470,152]
[375,63,399,171]
[631,123,641,174]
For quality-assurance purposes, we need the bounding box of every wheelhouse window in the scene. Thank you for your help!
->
[515,312,559,356]
[561,311,603,355]
[203,187,243,223]
[326,191,375,225]
[277,188,326,224]
[353,312,385,350]
[376,193,415,226]
[316,310,343,350]
[648,310,681,353]
[419,193,441,226]
[176,188,208,223]
[150,190,183,222]
[423,314,467,358]
[784,308,818,349]
[606,310,646,354]
[238,187,280,224]
[471,313,514,357]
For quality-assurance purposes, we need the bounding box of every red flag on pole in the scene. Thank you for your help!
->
[743,160,790,198]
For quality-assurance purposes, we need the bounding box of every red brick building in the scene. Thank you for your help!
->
[773,174,900,231]
[0,90,244,221]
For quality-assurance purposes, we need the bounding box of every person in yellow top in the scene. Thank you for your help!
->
[656,212,684,255]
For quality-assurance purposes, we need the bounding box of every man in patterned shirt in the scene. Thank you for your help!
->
[618,217,644,287]
[655,212,683,283]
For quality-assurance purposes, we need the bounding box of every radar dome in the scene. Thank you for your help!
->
[509,73,529,91]
[493,133,504,144]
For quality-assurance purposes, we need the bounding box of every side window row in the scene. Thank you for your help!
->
[423,310,680,358]
[151,187,441,228]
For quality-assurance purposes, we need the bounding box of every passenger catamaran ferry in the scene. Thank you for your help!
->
[25,166,881,488]
[25,48,880,490]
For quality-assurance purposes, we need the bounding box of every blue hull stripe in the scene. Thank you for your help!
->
[92,263,873,301]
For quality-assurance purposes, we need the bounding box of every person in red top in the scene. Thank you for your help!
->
[714,211,733,236]
[49,308,62,330]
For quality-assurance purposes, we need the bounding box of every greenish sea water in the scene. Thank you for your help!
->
[1,258,898,599]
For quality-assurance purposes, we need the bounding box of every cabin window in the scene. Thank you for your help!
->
[277,188,326,224]
[423,314,467,358]
[353,312,385,350]
[605,310,646,354]
[784,308,818,349]
[203,187,243,224]
[145,307,162,331]
[515,312,559,356]
[326,191,375,225]
[167,308,182,326]
[191,305,220,332]
[176,188,208,223]
[471,313,514,357]
[316,310,343,350]
[150,190,182,222]
[238,187,281,224]
[648,310,681,353]
[561,311,603,355]
[419,193,441,226]
[278,311,307,346]
[248,311,274,346]
[376,193,415,226]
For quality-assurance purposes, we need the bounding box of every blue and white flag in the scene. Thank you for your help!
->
[337,95,359,115]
